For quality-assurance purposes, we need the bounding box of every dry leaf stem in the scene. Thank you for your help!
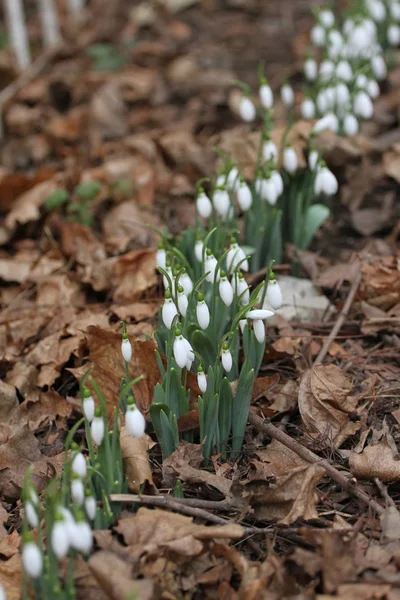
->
[248,413,384,515]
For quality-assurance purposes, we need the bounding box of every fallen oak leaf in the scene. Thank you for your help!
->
[349,438,400,482]
[89,551,155,600]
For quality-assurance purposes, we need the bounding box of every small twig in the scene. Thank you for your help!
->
[248,413,384,515]
[314,268,362,366]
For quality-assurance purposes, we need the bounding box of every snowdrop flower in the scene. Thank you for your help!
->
[162,291,178,329]
[343,114,359,136]
[308,150,319,171]
[271,170,284,196]
[226,241,249,273]
[237,181,252,211]
[371,54,387,80]
[388,24,400,46]
[266,276,283,309]
[247,309,275,320]
[301,98,315,119]
[283,146,298,173]
[125,403,146,438]
[313,113,339,134]
[59,507,76,542]
[311,24,325,46]
[156,244,166,270]
[51,519,70,560]
[335,83,350,106]
[239,319,247,333]
[304,58,317,81]
[319,60,335,82]
[82,389,95,422]
[367,79,379,99]
[239,96,256,122]
[262,139,278,163]
[72,452,87,479]
[281,83,294,107]
[356,73,368,89]
[194,239,204,263]
[177,286,188,317]
[204,250,219,282]
[91,410,105,446]
[336,60,352,82]
[121,334,132,363]
[314,166,338,196]
[391,2,400,20]
[219,272,234,307]
[173,331,188,368]
[233,273,250,305]
[319,9,335,28]
[221,344,232,372]
[196,295,210,330]
[25,501,38,528]
[253,320,265,344]
[71,477,85,506]
[226,167,240,191]
[22,541,42,578]
[212,187,230,218]
[71,520,92,555]
[366,0,386,22]
[162,264,173,291]
[316,91,328,114]
[85,493,97,521]
[183,337,194,370]
[196,190,212,218]
[259,82,273,109]
[353,91,373,119]
[343,18,355,36]
[178,270,193,295]
[327,30,343,59]
[197,366,207,393]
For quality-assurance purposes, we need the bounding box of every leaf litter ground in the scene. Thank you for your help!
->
[1,1,400,598]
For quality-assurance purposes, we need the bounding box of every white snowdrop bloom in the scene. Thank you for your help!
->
[82,391,95,422]
[281,83,294,107]
[173,334,188,368]
[179,271,193,295]
[260,177,278,205]
[91,414,105,446]
[85,495,97,521]
[335,82,350,106]
[327,30,343,59]
[177,288,188,317]
[311,24,326,46]
[262,139,278,163]
[283,147,298,173]
[204,252,220,282]
[156,246,166,270]
[0,584,6,600]
[196,299,210,330]
[239,96,256,122]
[308,150,319,171]
[247,309,275,320]
[336,60,352,82]
[324,87,336,110]
[253,319,265,344]
[371,54,387,80]
[71,521,92,555]
[259,83,273,109]
[162,265,173,291]
[219,275,234,307]
[391,1,400,20]
[212,188,230,218]
[25,501,38,529]
[353,91,373,119]
[363,18,377,38]
[343,114,359,136]
[51,520,70,560]
[221,346,232,372]
[197,368,207,393]
[226,242,249,273]
[233,273,250,305]
[301,98,315,119]
[314,167,338,196]
[194,240,204,262]
[22,542,42,579]
[367,79,379,99]
[388,24,400,46]
[271,170,283,196]
[121,336,132,362]
[72,452,87,479]
[239,319,247,333]
[126,404,146,438]
[71,478,85,506]
[183,337,194,370]
[196,191,212,219]
[59,508,76,542]
[366,0,386,22]
[226,167,240,191]
[316,90,328,114]
[319,60,335,82]
[313,113,339,134]
[319,9,335,28]
[162,295,178,330]
[237,181,252,211]
[267,278,283,309]
[356,73,368,89]
[304,58,318,81]
[343,18,355,36]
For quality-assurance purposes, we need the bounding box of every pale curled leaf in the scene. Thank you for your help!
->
[89,551,154,600]
[120,427,156,494]
[350,438,400,482]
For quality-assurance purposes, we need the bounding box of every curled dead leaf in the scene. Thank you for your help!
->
[120,427,156,493]
[89,551,155,600]
[350,438,400,482]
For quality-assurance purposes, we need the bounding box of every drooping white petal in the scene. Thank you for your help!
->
[91,416,105,446]
[173,336,188,369]
[283,147,298,174]
[197,371,207,393]
[239,96,256,122]
[247,309,275,320]
[196,191,212,218]
[85,496,97,521]
[253,319,265,344]
[162,298,178,329]
[177,291,188,317]
[22,542,43,579]
[196,301,210,330]
[83,395,95,422]
[126,405,146,438]
[221,348,232,372]
[51,521,70,560]
[121,338,132,362]
[237,182,252,211]
[72,452,87,479]
[219,277,234,307]
[71,479,85,506]
[259,84,273,109]
[266,280,283,309]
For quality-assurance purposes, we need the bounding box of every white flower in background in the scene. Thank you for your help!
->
[313,113,339,134]
[336,60,352,82]
[212,187,230,218]
[304,58,318,81]
[353,91,373,119]
[177,286,188,317]
[317,90,329,114]
[327,30,343,59]
[72,452,87,479]
[51,519,70,560]
[197,366,207,393]
[311,24,326,46]
[266,277,283,309]
[391,1,400,20]
[194,239,204,262]
[204,251,220,282]
[301,98,315,119]
[343,18,355,36]
[343,114,359,136]
[121,335,132,362]
[71,520,92,555]
[335,83,350,107]
[388,24,400,46]
[156,245,166,270]
[366,0,386,22]
[221,345,233,372]
[226,167,240,190]
[237,181,252,211]
[0,585,6,600]
[91,412,105,446]
[162,265,173,291]
[260,177,278,205]
[314,166,338,196]
[308,150,319,171]
[226,241,249,273]
[281,83,294,107]
[233,273,250,305]
[59,507,76,542]
[253,319,265,343]
[356,73,368,89]
[25,501,38,528]
[22,542,43,578]
[82,390,95,422]
[239,96,256,122]
[196,190,212,218]
[271,170,283,195]
[125,404,146,438]
[196,295,210,330]
[71,477,85,506]
[173,333,188,368]
[283,146,298,173]
[247,309,275,320]
[371,54,387,80]
[85,495,97,521]
[319,59,335,82]
[262,139,278,163]
[219,273,234,306]
[367,79,379,99]
[259,83,273,109]
[162,292,178,329]
[179,271,193,295]
[319,9,335,28]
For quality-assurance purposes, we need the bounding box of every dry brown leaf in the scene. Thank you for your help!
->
[120,427,155,493]
[4,179,59,233]
[89,551,154,600]
[103,201,159,252]
[0,381,19,424]
[380,505,400,543]
[298,366,360,449]
[349,438,400,482]
[19,390,75,431]
[89,80,128,142]
[317,583,392,600]
[0,554,23,600]
[112,249,157,303]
